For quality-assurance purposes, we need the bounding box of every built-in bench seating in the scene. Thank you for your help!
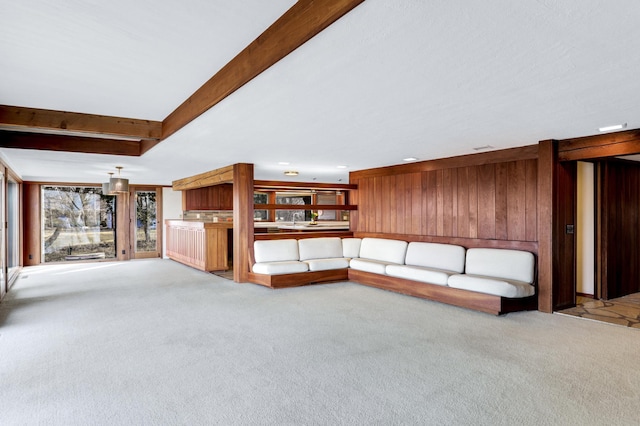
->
[247,237,537,315]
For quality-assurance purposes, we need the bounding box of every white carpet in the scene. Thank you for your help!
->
[1,259,639,425]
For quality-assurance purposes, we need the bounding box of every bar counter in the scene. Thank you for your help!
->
[165,220,232,272]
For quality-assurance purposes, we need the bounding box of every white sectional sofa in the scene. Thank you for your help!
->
[248,236,537,315]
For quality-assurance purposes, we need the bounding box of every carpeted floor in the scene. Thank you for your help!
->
[1,259,639,425]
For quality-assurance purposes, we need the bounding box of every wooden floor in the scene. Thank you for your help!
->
[557,293,640,328]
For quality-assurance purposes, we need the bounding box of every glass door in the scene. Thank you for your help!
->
[0,170,5,299]
[7,177,20,284]
[131,188,161,259]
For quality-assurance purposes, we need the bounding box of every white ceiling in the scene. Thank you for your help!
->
[1,0,640,185]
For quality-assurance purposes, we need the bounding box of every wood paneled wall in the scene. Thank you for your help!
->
[598,159,640,299]
[351,153,538,245]
[183,184,233,211]
[23,183,41,266]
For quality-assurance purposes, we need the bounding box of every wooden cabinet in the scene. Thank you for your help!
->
[165,220,232,271]
[183,184,233,210]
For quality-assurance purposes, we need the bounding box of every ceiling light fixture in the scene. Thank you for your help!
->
[278,161,290,165]
[337,165,348,169]
[284,171,299,176]
[109,166,129,193]
[403,157,418,162]
[102,172,114,195]
[599,123,627,132]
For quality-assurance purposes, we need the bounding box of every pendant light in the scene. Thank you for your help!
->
[102,172,114,195]
[109,166,129,194]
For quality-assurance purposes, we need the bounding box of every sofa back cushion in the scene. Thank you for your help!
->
[298,237,343,261]
[342,238,362,258]
[254,239,300,263]
[404,242,466,273]
[358,238,408,264]
[465,248,535,284]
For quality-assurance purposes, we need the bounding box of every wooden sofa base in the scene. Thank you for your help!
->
[247,268,349,289]
[348,269,537,315]
[246,268,537,315]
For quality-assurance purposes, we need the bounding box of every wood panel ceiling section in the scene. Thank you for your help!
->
[0,0,365,157]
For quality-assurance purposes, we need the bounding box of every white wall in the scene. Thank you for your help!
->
[162,187,183,259]
[576,161,595,296]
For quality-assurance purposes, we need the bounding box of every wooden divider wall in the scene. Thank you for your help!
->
[350,149,538,246]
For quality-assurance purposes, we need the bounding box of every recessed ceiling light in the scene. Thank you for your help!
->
[278,161,290,165]
[403,157,418,162]
[284,171,299,176]
[337,165,348,169]
[599,123,627,132]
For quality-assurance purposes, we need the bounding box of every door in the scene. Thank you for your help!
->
[130,188,162,259]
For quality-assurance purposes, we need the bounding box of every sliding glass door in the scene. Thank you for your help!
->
[0,170,5,298]
[7,178,20,283]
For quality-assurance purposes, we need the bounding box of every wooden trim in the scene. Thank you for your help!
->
[0,130,141,156]
[352,232,538,254]
[349,145,539,179]
[162,0,365,139]
[172,165,234,191]
[116,191,130,261]
[233,163,254,282]
[23,183,41,266]
[558,128,640,161]
[254,180,357,190]
[0,105,161,140]
[255,204,357,210]
[247,269,349,289]
[348,269,537,315]
[537,140,556,313]
[254,231,354,240]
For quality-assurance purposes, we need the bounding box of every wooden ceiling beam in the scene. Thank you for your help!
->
[0,105,162,140]
[0,130,141,156]
[161,0,365,140]
[172,165,235,190]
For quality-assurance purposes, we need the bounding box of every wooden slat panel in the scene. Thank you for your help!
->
[442,169,453,236]
[425,170,437,235]
[495,162,508,240]
[381,175,391,233]
[525,159,538,241]
[507,161,527,241]
[388,175,397,234]
[374,176,382,232]
[436,169,444,236]
[468,166,478,239]
[162,0,365,139]
[0,105,161,139]
[411,172,422,235]
[395,175,405,234]
[477,164,496,239]
[457,167,469,238]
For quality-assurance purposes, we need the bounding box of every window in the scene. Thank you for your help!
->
[42,186,116,262]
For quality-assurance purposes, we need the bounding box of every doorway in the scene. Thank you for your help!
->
[130,188,162,259]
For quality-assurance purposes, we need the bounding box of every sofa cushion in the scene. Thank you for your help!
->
[305,258,350,272]
[358,238,408,265]
[447,274,535,298]
[385,264,451,286]
[254,239,299,263]
[349,258,391,275]
[465,248,535,284]
[342,238,362,259]
[404,242,466,273]
[252,261,309,275]
[298,237,343,261]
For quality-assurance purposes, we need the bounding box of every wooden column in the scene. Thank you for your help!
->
[23,183,41,266]
[116,191,131,261]
[537,140,556,313]
[233,163,254,282]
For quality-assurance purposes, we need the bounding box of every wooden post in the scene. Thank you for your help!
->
[23,183,41,266]
[537,140,556,313]
[233,164,254,282]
